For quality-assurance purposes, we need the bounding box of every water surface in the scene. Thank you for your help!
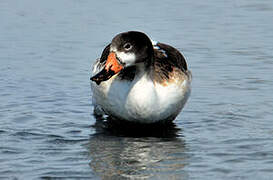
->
[1,0,273,179]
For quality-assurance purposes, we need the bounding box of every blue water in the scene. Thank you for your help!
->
[1,0,273,179]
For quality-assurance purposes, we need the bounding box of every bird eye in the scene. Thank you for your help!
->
[123,43,132,50]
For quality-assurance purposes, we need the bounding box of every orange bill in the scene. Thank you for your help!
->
[90,52,124,85]
[105,52,123,73]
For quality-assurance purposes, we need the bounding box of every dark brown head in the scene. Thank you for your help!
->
[91,31,154,85]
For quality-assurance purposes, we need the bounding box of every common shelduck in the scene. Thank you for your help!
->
[91,31,191,124]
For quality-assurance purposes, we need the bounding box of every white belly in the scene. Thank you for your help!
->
[91,73,191,123]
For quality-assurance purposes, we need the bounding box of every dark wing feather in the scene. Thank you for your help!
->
[99,43,111,64]
[156,43,187,71]
[152,43,188,84]
[91,44,110,75]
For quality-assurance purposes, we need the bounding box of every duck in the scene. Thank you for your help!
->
[90,31,191,124]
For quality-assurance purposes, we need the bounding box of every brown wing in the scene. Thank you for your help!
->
[152,43,188,84]
[156,43,187,71]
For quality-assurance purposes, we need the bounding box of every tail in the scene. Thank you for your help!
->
[186,70,192,83]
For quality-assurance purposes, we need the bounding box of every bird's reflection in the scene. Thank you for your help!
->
[87,115,189,179]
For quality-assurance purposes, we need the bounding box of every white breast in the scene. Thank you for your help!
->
[91,71,191,123]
